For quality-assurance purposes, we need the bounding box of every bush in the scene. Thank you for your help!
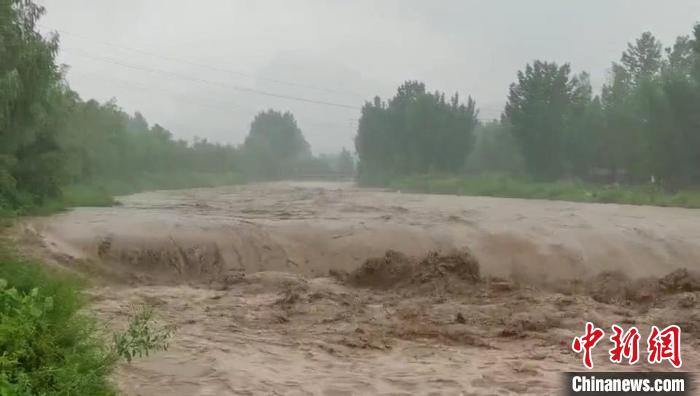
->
[113,305,173,363]
[0,253,116,395]
[0,246,175,395]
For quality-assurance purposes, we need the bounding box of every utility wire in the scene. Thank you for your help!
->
[69,68,358,130]
[71,69,249,113]
[41,24,367,99]
[61,47,361,110]
[9,24,501,118]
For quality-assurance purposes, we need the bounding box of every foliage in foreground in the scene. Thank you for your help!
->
[390,174,700,208]
[0,246,173,395]
[0,252,115,395]
[113,305,173,364]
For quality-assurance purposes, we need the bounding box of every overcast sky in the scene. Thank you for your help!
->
[37,0,700,154]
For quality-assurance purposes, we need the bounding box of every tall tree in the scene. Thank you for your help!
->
[241,110,311,179]
[666,36,695,76]
[355,81,478,185]
[465,121,524,174]
[504,61,588,179]
[693,24,700,82]
[336,147,355,176]
[621,32,664,83]
[355,96,395,185]
[0,0,62,205]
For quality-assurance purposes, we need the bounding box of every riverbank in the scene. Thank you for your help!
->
[2,171,243,218]
[389,173,700,208]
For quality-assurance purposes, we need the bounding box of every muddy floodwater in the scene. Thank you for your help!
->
[16,182,700,395]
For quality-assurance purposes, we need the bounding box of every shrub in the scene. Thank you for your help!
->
[0,248,176,395]
[0,263,116,395]
[113,305,173,363]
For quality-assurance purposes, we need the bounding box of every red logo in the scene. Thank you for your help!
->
[572,322,605,369]
[609,325,640,364]
[572,323,682,369]
[647,325,682,368]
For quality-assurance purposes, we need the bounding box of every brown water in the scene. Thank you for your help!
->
[16,182,700,395]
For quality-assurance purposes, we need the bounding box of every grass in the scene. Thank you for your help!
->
[389,173,700,208]
[0,242,117,395]
[92,171,244,196]
[11,171,244,217]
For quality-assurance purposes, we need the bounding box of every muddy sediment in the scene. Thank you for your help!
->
[345,249,479,290]
[584,268,700,305]
[14,182,700,395]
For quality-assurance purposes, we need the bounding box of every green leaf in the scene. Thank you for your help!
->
[29,306,42,318]
[43,296,53,311]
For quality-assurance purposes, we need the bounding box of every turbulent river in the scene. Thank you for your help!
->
[16,182,700,395]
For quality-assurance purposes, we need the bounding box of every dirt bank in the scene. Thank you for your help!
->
[14,182,700,395]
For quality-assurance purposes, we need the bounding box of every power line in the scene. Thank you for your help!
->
[69,68,358,130]
[70,69,248,113]
[35,27,496,121]
[61,47,361,111]
[40,24,367,99]
[12,24,501,120]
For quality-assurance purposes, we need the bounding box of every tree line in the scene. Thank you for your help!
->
[0,1,241,210]
[0,0,354,213]
[356,24,700,189]
[355,81,478,185]
[5,0,699,213]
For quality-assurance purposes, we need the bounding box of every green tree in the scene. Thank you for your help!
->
[504,61,589,180]
[336,147,355,176]
[621,32,664,83]
[0,0,61,206]
[356,81,478,185]
[355,96,394,185]
[666,36,695,76]
[646,28,700,187]
[465,121,523,174]
[693,24,700,80]
[600,62,641,181]
[599,30,699,187]
[241,110,311,179]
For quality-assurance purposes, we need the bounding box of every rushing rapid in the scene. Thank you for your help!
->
[17,182,700,395]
